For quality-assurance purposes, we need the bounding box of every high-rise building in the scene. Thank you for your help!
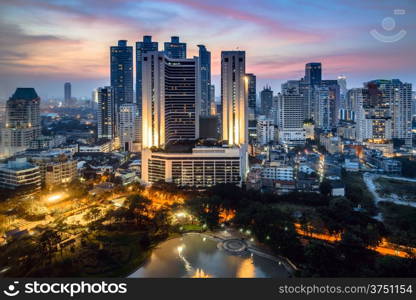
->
[221,51,248,146]
[246,73,256,120]
[337,75,347,109]
[257,117,274,145]
[136,36,158,144]
[64,82,71,107]
[260,85,273,117]
[314,86,331,131]
[305,62,322,85]
[366,79,412,146]
[197,45,211,116]
[278,86,306,145]
[209,84,216,116]
[142,52,199,148]
[119,103,137,151]
[164,36,186,59]
[110,40,133,108]
[97,87,115,140]
[141,50,248,187]
[1,88,41,158]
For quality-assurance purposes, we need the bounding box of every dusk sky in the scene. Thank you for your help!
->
[0,0,415,100]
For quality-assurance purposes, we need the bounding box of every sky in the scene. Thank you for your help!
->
[0,0,415,100]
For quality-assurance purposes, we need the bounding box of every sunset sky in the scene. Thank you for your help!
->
[0,0,415,99]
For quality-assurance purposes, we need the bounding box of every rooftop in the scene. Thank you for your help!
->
[10,88,39,100]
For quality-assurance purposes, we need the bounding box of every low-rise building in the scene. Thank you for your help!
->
[0,158,41,196]
[142,146,246,188]
[28,151,77,188]
[261,162,294,181]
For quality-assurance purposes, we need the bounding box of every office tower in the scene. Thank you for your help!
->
[321,80,341,128]
[197,45,211,116]
[64,82,71,107]
[257,116,274,145]
[305,62,322,85]
[136,36,158,144]
[0,88,41,158]
[97,87,115,140]
[412,91,416,116]
[221,51,248,146]
[119,103,137,151]
[278,86,305,145]
[209,84,216,115]
[164,36,186,59]
[337,75,347,108]
[110,40,133,108]
[142,52,199,148]
[314,86,331,131]
[260,85,273,117]
[246,73,256,120]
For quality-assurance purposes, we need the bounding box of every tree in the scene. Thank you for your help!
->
[127,194,152,226]
[319,180,332,197]
[39,229,61,262]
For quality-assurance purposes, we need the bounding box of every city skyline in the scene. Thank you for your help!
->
[0,0,415,99]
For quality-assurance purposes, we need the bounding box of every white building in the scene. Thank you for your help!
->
[277,87,306,145]
[1,88,41,158]
[262,163,294,181]
[256,117,274,145]
[142,147,244,187]
[118,103,137,151]
[0,158,41,196]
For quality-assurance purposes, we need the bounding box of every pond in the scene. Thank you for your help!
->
[129,233,290,278]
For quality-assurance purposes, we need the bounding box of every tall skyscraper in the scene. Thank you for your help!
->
[1,88,41,158]
[110,40,133,108]
[221,51,248,146]
[314,86,331,130]
[260,85,273,117]
[136,36,158,144]
[209,84,216,116]
[97,86,115,140]
[142,51,199,148]
[321,80,341,128]
[278,85,306,145]
[246,73,256,120]
[197,45,211,116]
[164,36,186,59]
[337,75,347,109]
[305,62,322,85]
[64,82,71,107]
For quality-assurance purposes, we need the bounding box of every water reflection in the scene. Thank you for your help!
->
[129,233,289,278]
